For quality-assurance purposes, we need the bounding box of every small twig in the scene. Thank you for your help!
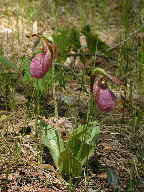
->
[106,24,144,52]
[67,53,112,60]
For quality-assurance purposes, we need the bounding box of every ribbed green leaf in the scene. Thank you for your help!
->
[40,120,65,168]
[40,120,100,179]
[58,150,82,177]
[67,122,100,167]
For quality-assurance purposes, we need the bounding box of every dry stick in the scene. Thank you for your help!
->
[106,25,144,52]
[67,24,144,58]
[67,53,111,59]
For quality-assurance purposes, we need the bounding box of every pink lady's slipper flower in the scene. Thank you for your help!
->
[30,52,52,79]
[93,78,116,112]
[30,35,57,79]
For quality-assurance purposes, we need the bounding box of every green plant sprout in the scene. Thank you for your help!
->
[39,120,100,181]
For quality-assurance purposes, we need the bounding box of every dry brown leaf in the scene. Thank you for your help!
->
[103,145,113,151]
[96,172,108,179]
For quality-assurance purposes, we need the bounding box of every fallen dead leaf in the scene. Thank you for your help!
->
[96,172,108,179]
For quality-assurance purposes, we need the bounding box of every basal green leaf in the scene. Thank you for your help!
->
[40,120,65,168]
[58,150,82,178]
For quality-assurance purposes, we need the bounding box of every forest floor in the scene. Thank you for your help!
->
[1,82,143,192]
[0,97,136,192]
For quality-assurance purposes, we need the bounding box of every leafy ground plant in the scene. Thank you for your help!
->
[39,120,100,181]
